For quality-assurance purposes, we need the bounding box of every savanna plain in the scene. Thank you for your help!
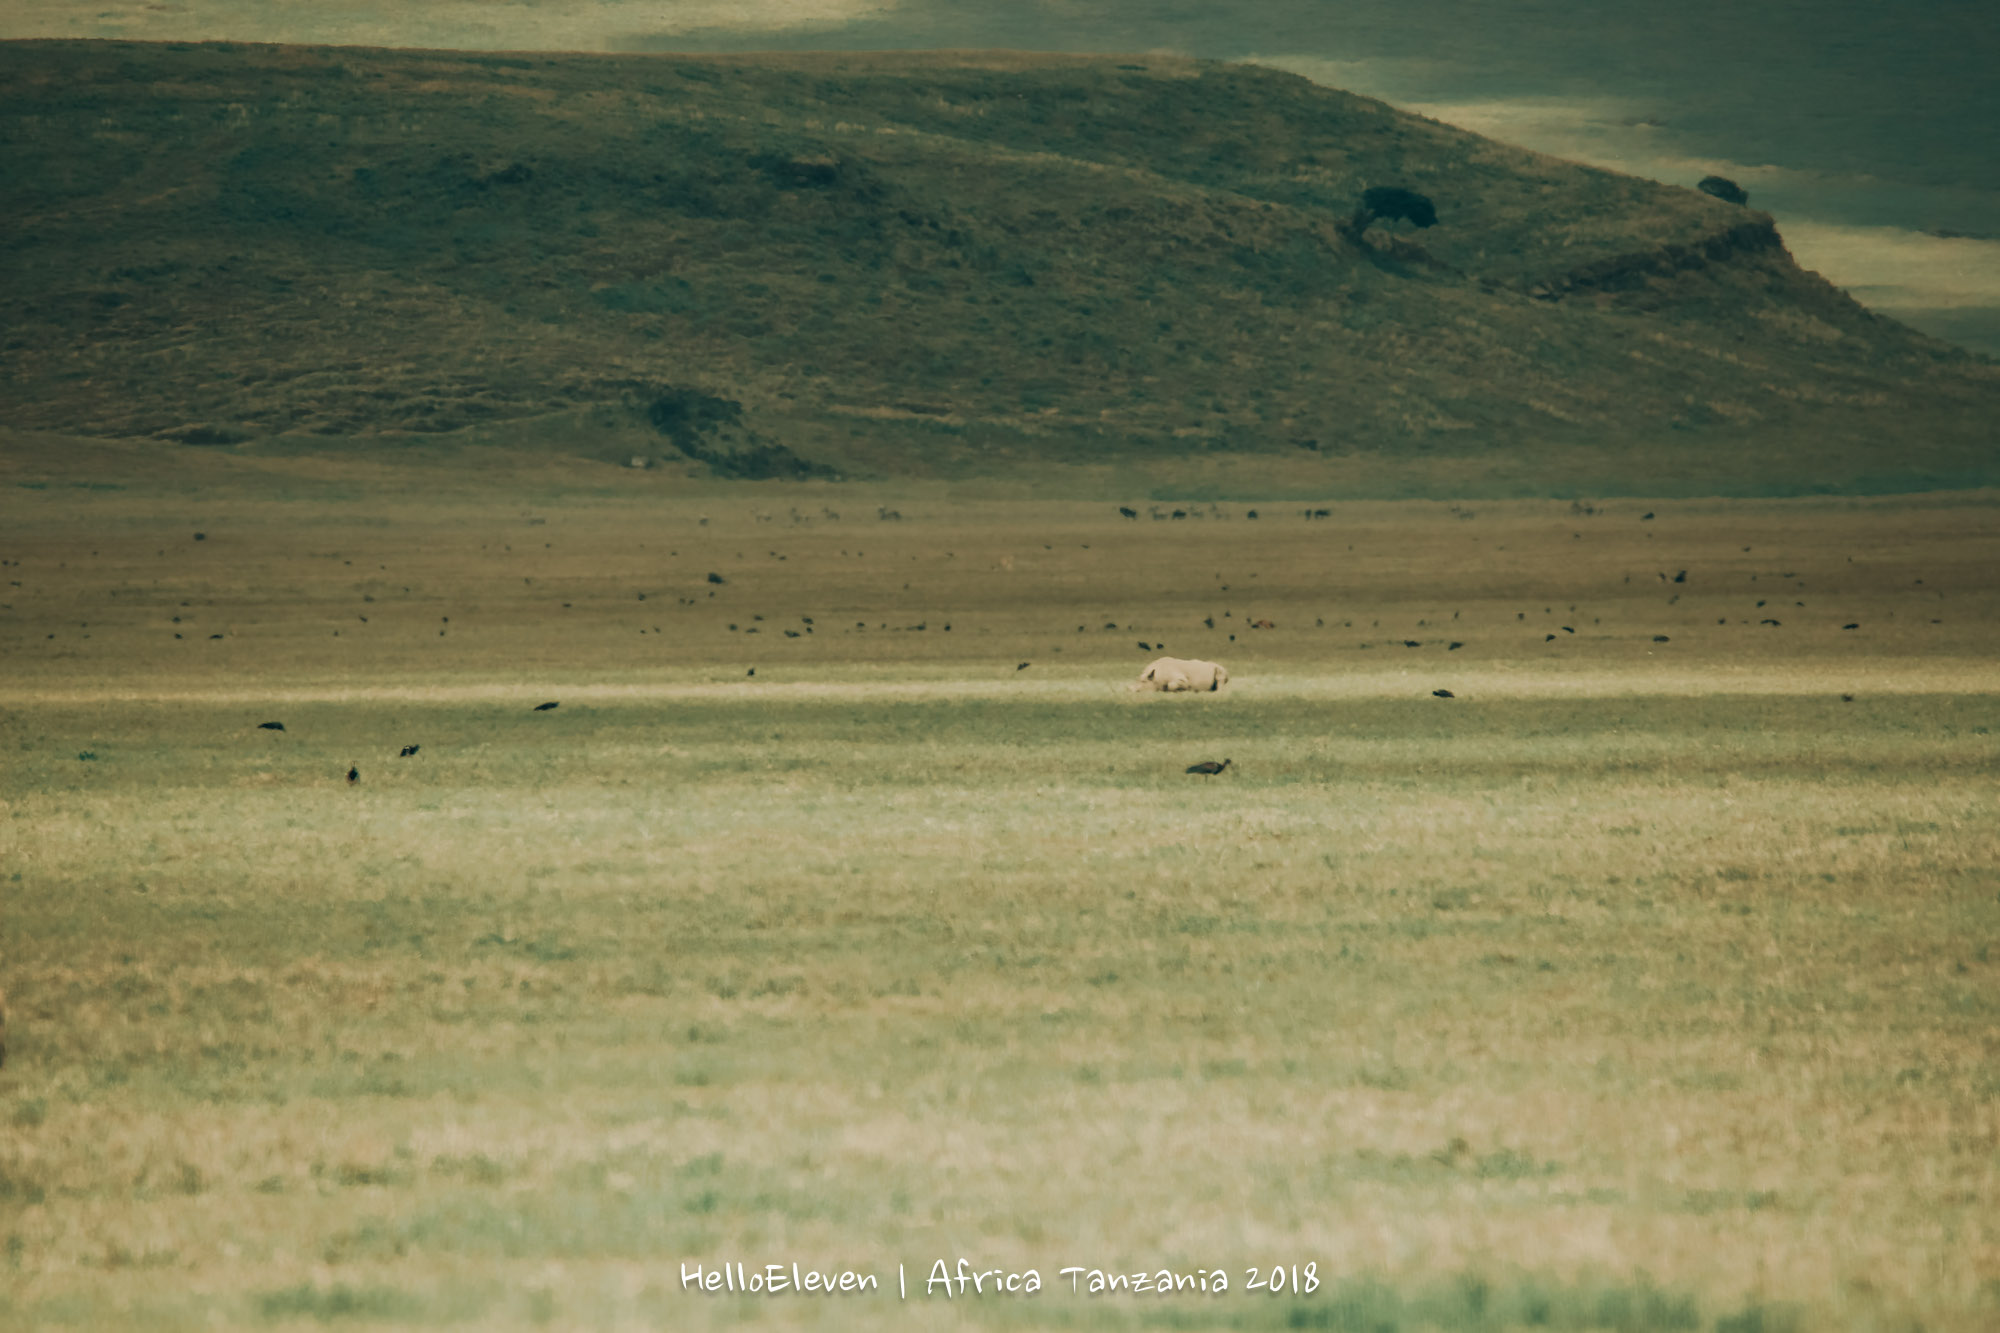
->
[2,475,1997,1331]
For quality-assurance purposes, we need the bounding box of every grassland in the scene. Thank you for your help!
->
[2,477,1997,1329]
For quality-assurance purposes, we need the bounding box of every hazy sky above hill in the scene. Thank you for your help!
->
[9,0,1997,354]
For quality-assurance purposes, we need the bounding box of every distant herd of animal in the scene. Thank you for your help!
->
[264,663,1242,793]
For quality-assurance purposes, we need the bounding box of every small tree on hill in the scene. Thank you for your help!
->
[1344,185,1438,242]
[1697,175,1749,205]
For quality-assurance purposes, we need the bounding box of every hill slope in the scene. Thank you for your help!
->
[2,40,1995,495]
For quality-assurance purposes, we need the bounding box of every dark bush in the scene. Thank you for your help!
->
[1363,186,1438,228]
[643,386,830,480]
[646,387,743,443]
[1698,175,1749,205]
[1344,185,1438,241]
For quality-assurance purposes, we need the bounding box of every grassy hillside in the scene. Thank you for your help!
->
[2,40,1995,495]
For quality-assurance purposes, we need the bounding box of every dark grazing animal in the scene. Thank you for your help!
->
[1185,759,1232,775]
[1432,689,1455,698]
[534,701,559,711]
[346,765,359,785]
[257,721,285,731]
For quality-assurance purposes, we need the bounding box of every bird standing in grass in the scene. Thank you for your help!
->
[346,765,359,785]
[534,701,559,711]
[398,745,419,758]
[1186,759,1232,775]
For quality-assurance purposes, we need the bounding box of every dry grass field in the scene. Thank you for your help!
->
[2,473,1997,1330]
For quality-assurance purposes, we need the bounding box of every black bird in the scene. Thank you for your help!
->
[1186,759,1232,775]
[1843,623,1859,630]
[747,668,756,677]
[1138,641,1153,651]
[1561,626,1575,634]
[398,745,419,757]
[1118,506,1138,519]
[706,572,726,584]
[1641,512,1655,521]
[1017,662,1030,671]
[1673,570,1687,583]
[1432,689,1455,698]
[1402,639,1421,648]
[1448,642,1464,651]
[1545,634,1557,642]
[1841,693,1855,702]
[346,765,359,785]
[534,701,559,711]
[257,721,285,731]
[1653,635,1671,642]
